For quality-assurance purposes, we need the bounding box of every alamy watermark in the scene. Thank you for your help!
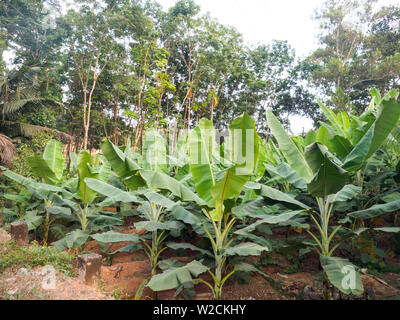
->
[341,265,357,290]
[143,128,258,176]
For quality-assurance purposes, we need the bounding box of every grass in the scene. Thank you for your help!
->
[0,240,76,277]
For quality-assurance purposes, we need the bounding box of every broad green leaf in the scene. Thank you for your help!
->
[90,215,124,231]
[134,220,182,232]
[231,198,280,219]
[304,129,316,146]
[52,230,90,250]
[305,143,347,197]
[101,139,137,178]
[3,193,29,203]
[348,200,400,219]
[245,182,310,209]
[210,113,260,217]
[374,227,400,233]
[317,99,349,139]
[169,205,202,226]
[235,231,272,249]
[330,135,353,159]
[223,242,268,256]
[211,166,249,205]
[320,256,363,295]
[98,161,111,182]
[85,178,140,204]
[382,192,400,203]
[367,98,400,158]
[329,185,362,203]
[77,151,97,204]
[23,211,44,231]
[166,242,213,257]
[342,125,374,172]
[0,166,63,193]
[265,162,307,190]
[224,113,260,174]
[47,206,71,216]
[27,155,57,184]
[91,231,139,243]
[147,260,209,291]
[139,170,207,206]
[69,152,78,172]
[266,109,313,182]
[235,211,303,235]
[124,173,146,190]
[337,112,350,132]
[254,139,267,179]
[188,118,216,206]
[316,126,333,151]
[140,191,176,209]
[43,140,64,181]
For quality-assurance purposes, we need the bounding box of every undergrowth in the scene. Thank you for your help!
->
[0,240,76,277]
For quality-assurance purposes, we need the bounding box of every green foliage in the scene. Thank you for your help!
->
[11,132,55,179]
[0,241,75,277]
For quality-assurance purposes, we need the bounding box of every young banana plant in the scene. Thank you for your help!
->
[0,140,111,246]
[86,138,206,299]
[1,140,67,245]
[73,150,111,230]
[186,113,268,300]
[266,109,364,299]
[85,177,180,299]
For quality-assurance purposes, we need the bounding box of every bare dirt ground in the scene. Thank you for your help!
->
[1,225,399,300]
[0,265,112,300]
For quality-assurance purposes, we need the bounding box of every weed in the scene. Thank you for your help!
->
[112,286,131,300]
[0,240,76,277]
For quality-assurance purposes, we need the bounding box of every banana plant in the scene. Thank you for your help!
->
[313,91,400,246]
[179,113,271,300]
[314,89,400,180]
[0,164,72,245]
[0,140,111,245]
[72,150,111,230]
[0,139,69,245]
[266,109,362,298]
[85,138,206,299]
[266,108,400,298]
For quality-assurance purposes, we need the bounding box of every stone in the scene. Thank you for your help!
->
[303,285,322,300]
[41,265,57,290]
[77,253,102,287]
[10,221,28,246]
[17,267,30,276]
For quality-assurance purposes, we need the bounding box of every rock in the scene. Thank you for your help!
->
[4,277,16,283]
[6,288,18,296]
[17,267,30,276]
[0,228,11,243]
[40,265,57,290]
[303,285,322,300]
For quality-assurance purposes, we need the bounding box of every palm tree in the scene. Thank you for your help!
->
[0,66,72,165]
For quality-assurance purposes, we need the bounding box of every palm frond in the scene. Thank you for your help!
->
[3,97,43,114]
